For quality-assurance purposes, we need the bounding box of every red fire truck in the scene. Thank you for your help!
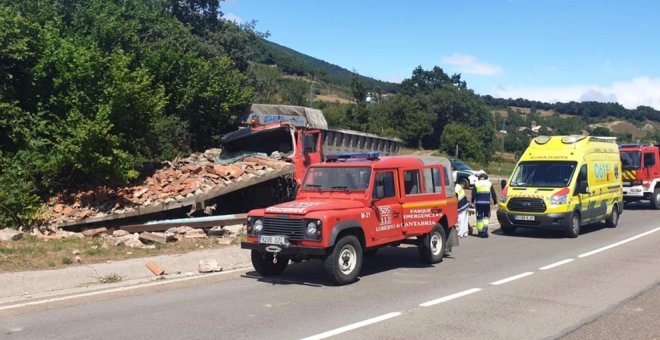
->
[620,144,660,209]
[241,152,459,285]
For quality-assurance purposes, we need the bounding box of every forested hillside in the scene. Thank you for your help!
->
[1,0,656,229]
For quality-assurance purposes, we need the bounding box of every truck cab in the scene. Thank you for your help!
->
[619,144,660,209]
[241,152,458,285]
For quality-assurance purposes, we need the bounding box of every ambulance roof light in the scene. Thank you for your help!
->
[561,135,586,144]
[533,136,551,145]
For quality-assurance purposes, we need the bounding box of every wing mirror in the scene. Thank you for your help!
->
[578,181,589,194]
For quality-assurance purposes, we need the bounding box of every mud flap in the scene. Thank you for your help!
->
[446,227,459,252]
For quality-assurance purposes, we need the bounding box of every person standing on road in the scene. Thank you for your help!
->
[454,173,470,237]
[472,173,498,238]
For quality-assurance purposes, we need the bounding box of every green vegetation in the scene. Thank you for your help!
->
[1,0,653,230]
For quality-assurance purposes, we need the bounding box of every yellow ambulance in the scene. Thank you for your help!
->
[497,135,623,238]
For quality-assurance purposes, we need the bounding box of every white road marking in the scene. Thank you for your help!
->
[301,312,402,340]
[539,259,575,270]
[491,272,534,285]
[419,288,482,307]
[0,267,249,311]
[578,227,660,258]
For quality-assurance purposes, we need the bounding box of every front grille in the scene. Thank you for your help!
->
[262,217,304,240]
[507,197,546,213]
[510,219,540,226]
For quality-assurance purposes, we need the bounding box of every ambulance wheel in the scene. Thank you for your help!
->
[419,226,446,264]
[651,189,660,210]
[501,225,516,235]
[251,250,289,276]
[567,213,580,238]
[325,235,363,285]
[605,204,619,228]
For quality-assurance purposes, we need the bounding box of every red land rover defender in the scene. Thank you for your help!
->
[241,152,459,285]
[620,144,660,208]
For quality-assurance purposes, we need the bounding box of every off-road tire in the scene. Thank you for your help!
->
[651,189,660,210]
[605,204,619,228]
[419,226,446,264]
[567,213,581,238]
[324,235,363,285]
[501,225,516,235]
[251,250,289,276]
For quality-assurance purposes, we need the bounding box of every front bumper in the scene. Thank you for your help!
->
[241,242,329,256]
[497,210,573,231]
[622,185,649,200]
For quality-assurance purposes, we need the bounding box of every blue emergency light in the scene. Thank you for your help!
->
[325,152,380,162]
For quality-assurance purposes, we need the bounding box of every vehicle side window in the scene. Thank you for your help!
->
[404,170,420,195]
[306,133,319,152]
[373,171,396,199]
[422,168,443,194]
[574,165,587,195]
[442,167,449,190]
[644,153,656,167]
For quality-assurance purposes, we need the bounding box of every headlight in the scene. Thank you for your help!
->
[306,221,317,235]
[549,194,568,206]
[253,219,263,232]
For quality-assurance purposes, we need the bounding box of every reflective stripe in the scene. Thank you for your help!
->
[474,180,492,204]
[455,185,469,210]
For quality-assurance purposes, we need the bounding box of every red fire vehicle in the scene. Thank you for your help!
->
[620,144,660,208]
[241,152,459,285]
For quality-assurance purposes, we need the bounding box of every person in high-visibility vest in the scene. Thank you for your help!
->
[454,173,470,237]
[471,173,498,238]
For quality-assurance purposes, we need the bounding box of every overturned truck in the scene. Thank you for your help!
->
[46,104,403,231]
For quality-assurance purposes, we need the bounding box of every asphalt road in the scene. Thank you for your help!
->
[2,207,659,340]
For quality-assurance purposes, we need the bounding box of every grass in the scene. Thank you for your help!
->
[98,272,122,284]
[0,233,241,273]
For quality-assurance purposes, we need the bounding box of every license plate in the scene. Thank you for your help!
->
[623,181,631,186]
[514,215,535,221]
[259,235,287,245]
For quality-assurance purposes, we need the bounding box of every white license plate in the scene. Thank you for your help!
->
[514,215,535,221]
[623,181,631,186]
[259,235,287,245]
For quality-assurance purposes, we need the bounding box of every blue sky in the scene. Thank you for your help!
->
[223,0,660,109]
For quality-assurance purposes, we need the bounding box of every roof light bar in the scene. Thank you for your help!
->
[326,152,380,162]
[533,136,551,145]
[561,135,586,144]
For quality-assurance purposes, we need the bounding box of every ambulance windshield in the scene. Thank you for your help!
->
[510,161,578,188]
[302,167,372,191]
[620,151,641,170]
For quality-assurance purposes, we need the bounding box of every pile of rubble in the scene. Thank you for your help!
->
[42,149,291,228]
[29,224,245,249]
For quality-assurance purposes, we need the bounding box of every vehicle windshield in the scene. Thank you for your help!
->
[510,161,577,188]
[452,160,471,171]
[620,151,641,170]
[302,167,372,191]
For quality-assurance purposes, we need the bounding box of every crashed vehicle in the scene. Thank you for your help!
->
[450,159,484,189]
[241,152,459,285]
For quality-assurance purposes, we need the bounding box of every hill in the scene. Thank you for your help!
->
[256,39,399,93]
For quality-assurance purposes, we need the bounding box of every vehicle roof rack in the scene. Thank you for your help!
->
[326,151,380,162]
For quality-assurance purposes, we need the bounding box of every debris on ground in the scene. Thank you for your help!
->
[198,259,222,273]
[0,228,23,242]
[40,148,291,229]
[145,261,165,276]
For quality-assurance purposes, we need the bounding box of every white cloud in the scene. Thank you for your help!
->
[491,77,660,110]
[441,53,503,76]
[223,12,242,24]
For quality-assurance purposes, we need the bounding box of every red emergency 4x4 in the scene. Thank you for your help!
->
[620,144,660,208]
[241,152,459,285]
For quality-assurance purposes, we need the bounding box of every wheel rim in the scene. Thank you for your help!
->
[655,192,660,205]
[612,210,618,225]
[572,216,579,234]
[338,244,357,274]
[430,233,442,256]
